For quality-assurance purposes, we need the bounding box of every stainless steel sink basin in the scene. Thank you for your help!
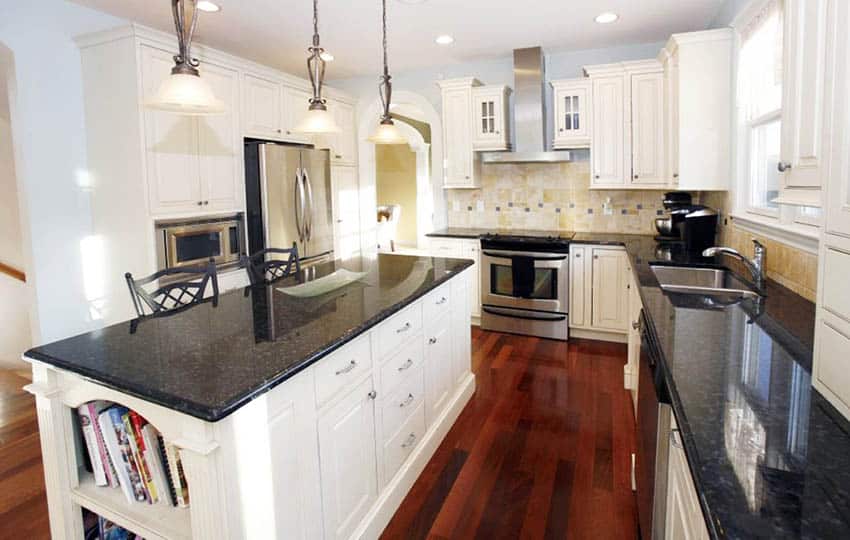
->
[650,265,761,299]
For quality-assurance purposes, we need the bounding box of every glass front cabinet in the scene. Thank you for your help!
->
[551,79,592,148]
[471,85,512,151]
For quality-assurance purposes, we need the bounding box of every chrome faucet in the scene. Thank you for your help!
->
[702,239,766,290]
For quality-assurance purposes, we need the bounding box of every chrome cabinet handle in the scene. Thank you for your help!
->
[368,390,377,400]
[276,128,282,134]
[399,393,414,408]
[575,253,581,258]
[397,358,413,372]
[632,320,639,330]
[670,428,683,449]
[396,322,412,334]
[673,173,679,178]
[335,360,357,376]
[335,154,342,159]
[401,433,417,448]
[196,201,203,206]
[593,255,599,260]
[436,297,447,305]
[429,337,437,344]
[204,201,209,205]
[778,161,792,172]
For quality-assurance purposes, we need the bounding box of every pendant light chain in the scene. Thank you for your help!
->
[312,0,320,47]
[378,0,393,124]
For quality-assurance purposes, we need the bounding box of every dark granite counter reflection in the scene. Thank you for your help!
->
[25,254,473,422]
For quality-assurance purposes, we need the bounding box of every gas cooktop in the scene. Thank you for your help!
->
[480,230,575,253]
[480,230,576,242]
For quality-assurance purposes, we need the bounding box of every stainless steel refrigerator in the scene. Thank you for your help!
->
[245,141,334,266]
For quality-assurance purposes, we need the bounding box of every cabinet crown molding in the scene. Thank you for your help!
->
[583,59,662,78]
[664,27,734,54]
[437,77,482,89]
[550,77,590,88]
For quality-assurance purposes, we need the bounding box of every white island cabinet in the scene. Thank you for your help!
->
[24,267,475,540]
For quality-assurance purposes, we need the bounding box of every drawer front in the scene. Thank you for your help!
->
[381,365,425,442]
[380,335,424,395]
[315,335,373,406]
[423,283,452,324]
[823,246,850,322]
[816,316,850,410]
[430,239,463,257]
[383,403,426,482]
[377,302,423,359]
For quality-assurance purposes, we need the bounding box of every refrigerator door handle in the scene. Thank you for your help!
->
[303,169,315,241]
[294,167,305,243]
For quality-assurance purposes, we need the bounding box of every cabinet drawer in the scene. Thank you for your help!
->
[423,283,452,324]
[430,239,463,258]
[380,335,424,396]
[383,403,426,482]
[377,302,423,359]
[823,247,850,322]
[816,316,850,411]
[381,365,425,442]
[315,335,373,407]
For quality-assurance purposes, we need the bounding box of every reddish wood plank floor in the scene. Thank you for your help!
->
[382,329,638,540]
[0,371,50,539]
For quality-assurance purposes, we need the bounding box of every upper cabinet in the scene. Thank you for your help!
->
[471,85,511,151]
[551,79,592,148]
[776,0,829,206]
[630,72,666,185]
[590,74,627,187]
[438,78,481,189]
[316,99,358,166]
[243,73,283,140]
[282,86,314,145]
[659,29,733,191]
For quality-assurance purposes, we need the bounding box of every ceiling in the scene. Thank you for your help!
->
[70,0,726,80]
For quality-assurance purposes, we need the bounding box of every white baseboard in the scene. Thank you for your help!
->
[353,373,476,540]
[570,328,628,343]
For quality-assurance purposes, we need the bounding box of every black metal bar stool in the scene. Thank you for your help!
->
[241,244,301,286]
[125,259,220,320]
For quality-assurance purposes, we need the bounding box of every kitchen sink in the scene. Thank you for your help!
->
[650,265,761,299]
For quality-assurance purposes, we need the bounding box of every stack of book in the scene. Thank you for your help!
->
[77,401,190,508]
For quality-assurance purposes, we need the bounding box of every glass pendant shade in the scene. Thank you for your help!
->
[368,121,407,144]
[293,106,341,133]
[146,72,225,115]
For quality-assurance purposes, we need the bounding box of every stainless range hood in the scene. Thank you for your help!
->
[480,47,571,164]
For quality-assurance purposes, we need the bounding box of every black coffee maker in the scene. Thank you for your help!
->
[654,192,694,241]
[654,192,719,253]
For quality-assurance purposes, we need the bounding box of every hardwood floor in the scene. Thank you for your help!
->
[382,328,638,540]
[0,370,49,539]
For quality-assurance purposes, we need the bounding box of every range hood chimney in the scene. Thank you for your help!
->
[480,47,571,164]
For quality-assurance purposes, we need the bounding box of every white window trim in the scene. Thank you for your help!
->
[729,212,819,254]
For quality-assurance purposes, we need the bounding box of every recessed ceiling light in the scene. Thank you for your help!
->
[435,35,454,45]
[595,12,618,24]
[196,1,221,13]
[320,51,334,62]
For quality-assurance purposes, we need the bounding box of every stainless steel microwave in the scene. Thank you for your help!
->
[155,214,245,272]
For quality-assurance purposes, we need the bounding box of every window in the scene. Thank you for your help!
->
[738,0,784,216]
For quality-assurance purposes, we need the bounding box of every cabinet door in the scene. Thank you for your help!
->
[590,248,628,332]
[333,101,357,165]
[282,86,314,144]
[424,316,453,427]
[569,246,587,327]
[824,0,850,236]
[198,61,242,212]
[140,45,202,214]
[591,76,626,186]
[471,89,506,150]
[663,54,680,185]
[630,72,666,186]
[461,241,481,318]
[780,0,829,198]
[665,421,709,540]
[243,73,282,139]
[442,88,475,187]
[317,377,378,540]
[553,81,591,148]
[451,271,472,386]
[331,165,361,259]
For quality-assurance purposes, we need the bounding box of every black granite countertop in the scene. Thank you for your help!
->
[25,254,473,422]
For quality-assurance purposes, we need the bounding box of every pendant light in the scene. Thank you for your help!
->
[368,0,407,144]
[145,0,225,115]
[293,0,342,133]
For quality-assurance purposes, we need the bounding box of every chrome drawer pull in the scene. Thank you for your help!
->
[335,360,357,376]
[670,428,683,449]
[399,393,414,408]
[436,297,447,305]
[396,322,412,334]
[401,433,417,448]
[428,337,438,344]
[397,358,414,372]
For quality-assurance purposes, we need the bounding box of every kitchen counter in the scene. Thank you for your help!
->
[24,254,473,422]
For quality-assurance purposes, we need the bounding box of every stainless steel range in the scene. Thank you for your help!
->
[479,231,575,340]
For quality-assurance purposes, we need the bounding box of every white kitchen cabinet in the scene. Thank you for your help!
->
[776,0,829,207]
[630,72,666,186]
[424,315,453,427]
[282,86,315,145]
[438,78,481,188]
[665,415,709,540]
[317,376,378,540]
[626,265,642,410]
[471,85,511,151]
[591,75,627,187]
[551,79,592,148]
[591,247,630,332]
[243,73,283,140]
[428,236,481,321]
[659,29,733,190]
[141,46,241,216]
[325,99,358,165]
[569,246,590,327]
[331,165,361,259]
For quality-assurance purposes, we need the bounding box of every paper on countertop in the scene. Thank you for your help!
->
[276,269,367,298]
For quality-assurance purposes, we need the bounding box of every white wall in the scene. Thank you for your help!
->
[709,0,751,28]
[0,1,124,346]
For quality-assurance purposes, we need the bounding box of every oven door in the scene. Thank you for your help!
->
[163,222,241,270]
[480,249,568,313]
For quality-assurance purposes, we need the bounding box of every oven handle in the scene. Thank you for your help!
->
[482,306,567,322]
[482,251,567,262]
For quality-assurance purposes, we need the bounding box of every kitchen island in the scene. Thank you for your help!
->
[24,253,475,540]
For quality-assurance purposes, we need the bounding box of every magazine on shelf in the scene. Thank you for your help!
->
[141,424,173,506]
[77,401,112,487]
[122,412,155,504]
[98,406,148,504]
[163,439,190,507]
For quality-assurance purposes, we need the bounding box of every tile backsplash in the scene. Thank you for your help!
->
[446,161,680,234]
